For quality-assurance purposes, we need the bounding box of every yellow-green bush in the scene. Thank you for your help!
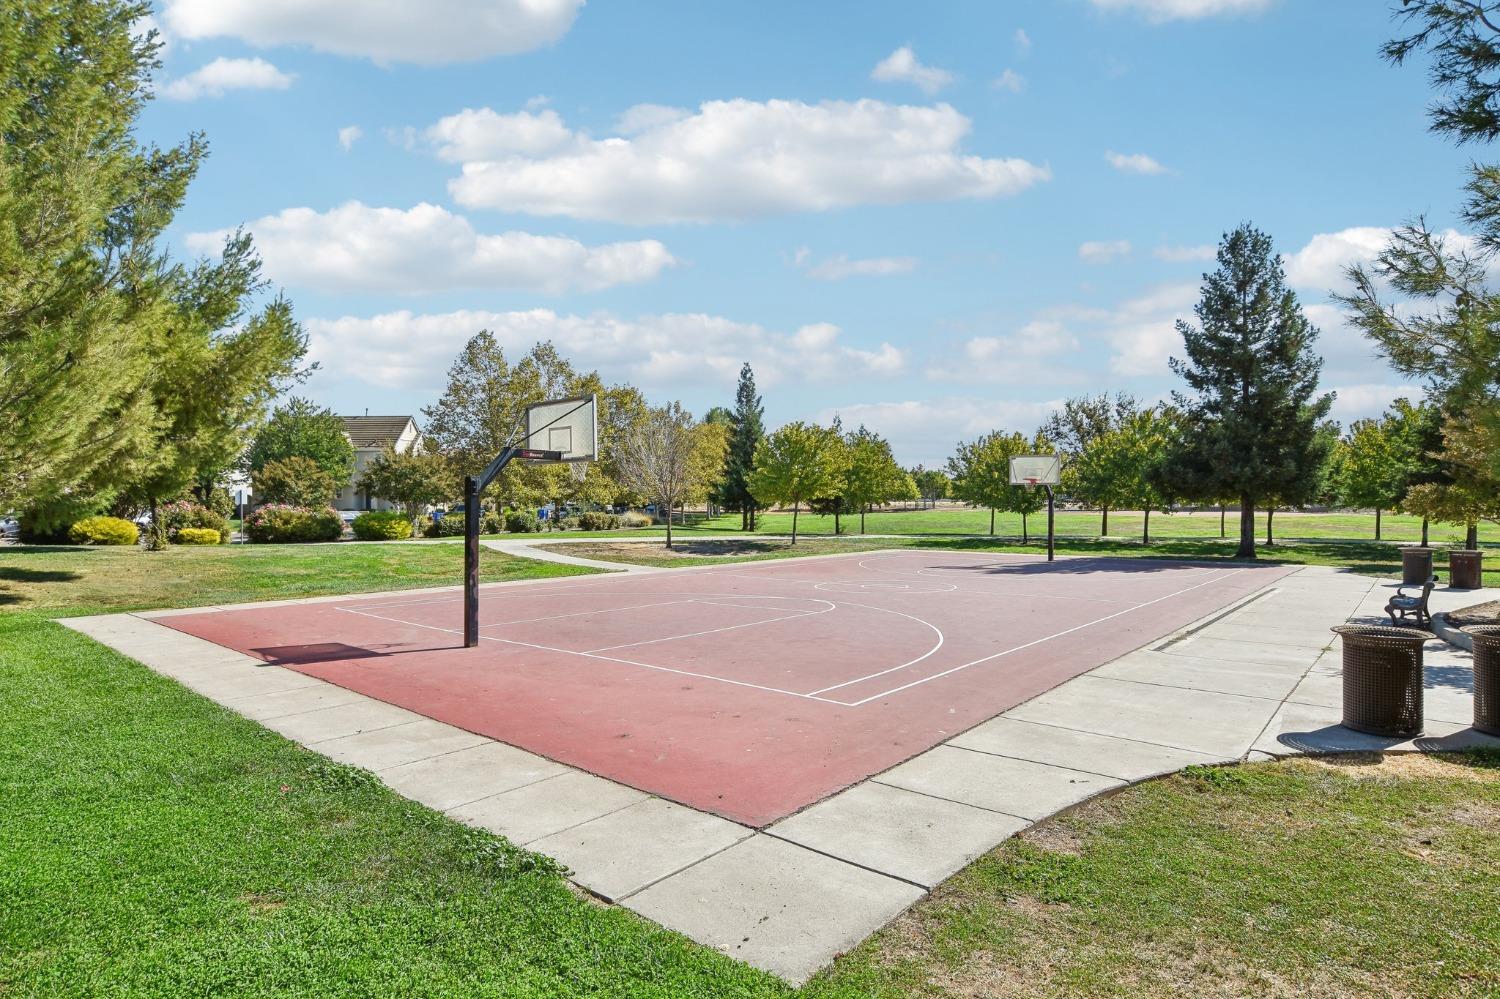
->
[352,510,412,541]
[174,527,220,545]
[68,516,139,546]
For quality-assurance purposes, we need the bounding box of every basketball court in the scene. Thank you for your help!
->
[155,550,1293,826]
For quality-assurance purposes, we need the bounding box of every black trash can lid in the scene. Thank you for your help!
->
[1331,624,1432,642]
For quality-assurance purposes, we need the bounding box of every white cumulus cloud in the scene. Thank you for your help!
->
[1090,0,1273,22]
[161,57,295,101]
[925,319,1084,385]
[992,69,1025,93]
[1079,239,1132,263]
[817,397,1060,467]
[870,46,955,95]
[1014,28,1032,53]
[303,309,905,392]
[1105,150,1170,175]
[337,125,363,151]
[185,202,676,295]
[1153,243,1216,262]
[799,253,919,281]
[434,98,1049,224]
[161,0,582,65]
[1280,226,1392,290]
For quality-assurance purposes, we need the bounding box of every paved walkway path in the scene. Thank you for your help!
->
[61,554,1500,985]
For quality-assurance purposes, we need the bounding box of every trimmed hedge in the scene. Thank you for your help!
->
[245,505,343,544]
[68,516,139,546]
[175,527,221,545]
[353,510,413,541]
[504,511,541,534]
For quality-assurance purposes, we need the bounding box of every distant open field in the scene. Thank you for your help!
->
[568,507,1499,545]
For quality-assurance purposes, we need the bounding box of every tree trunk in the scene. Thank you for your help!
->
[1375,508,1381,541]
[860,506,866,534]
[1467,522,1478,550]
[834,506,841,536]
[1022,511,1029,544]
[791,502,799,544]
[1101,505,1108,536]
[146,496,167,551]
[1236,496,1256,559]
[1422,517,1429,546]
[1265,508,1275,547]
[989,508,995,535]
[665,497,673,549]
[1143,508,1150,545]
[1220,504,1226,539]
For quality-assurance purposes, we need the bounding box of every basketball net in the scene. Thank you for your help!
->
[569,461,589,483]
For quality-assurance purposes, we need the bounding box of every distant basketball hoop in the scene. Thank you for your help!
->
[1009,454,1062,562]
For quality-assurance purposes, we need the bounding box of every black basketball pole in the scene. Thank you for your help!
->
[462,444,562,648]
[1045,485,1055,563]
[463,474,482,646]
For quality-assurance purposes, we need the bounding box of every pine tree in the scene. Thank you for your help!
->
[1162,223,1334,559]
[0,3,186,516]
[723,363,765,530]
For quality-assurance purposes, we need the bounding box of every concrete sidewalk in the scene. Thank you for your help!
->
[61,559,1500,985]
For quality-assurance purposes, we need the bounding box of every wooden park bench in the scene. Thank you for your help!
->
[1385,576,1436,630]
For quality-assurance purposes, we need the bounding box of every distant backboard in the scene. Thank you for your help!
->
[1009,454,1061,486]
[522,394,597,462]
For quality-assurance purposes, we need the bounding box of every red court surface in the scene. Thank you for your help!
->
[159,551,1294,826]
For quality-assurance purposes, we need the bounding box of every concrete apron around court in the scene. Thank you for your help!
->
[61,556,1500,985]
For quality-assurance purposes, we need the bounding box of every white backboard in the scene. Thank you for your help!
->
[523,394,597,462]
[1009,454,1061,486]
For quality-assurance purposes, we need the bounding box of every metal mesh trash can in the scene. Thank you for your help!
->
[1331,625,1428,737]
[1401,547,1435,585]
[1463,625,1500,737]
[1449,549,1483,590]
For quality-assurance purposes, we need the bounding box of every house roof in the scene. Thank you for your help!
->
[340,415,416,449]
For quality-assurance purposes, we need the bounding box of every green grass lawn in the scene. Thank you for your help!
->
[486,507,1497,547]
[3,539,1497,996]
[0,542,594,617]
[668,507,1500,545]
[540,533,1500,588]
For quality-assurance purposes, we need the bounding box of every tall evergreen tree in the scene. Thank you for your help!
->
[723,363,765,530]
[1161,224,1334,559]
[0,2,309,523]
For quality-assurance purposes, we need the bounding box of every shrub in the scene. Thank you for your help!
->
[159,500,230,544]
[245,505,343,544]
[481,510,503,535]
[422,514,467,538]
[353,510,413,541]
[552,516,580,531]
[619,510,654,529]
[504,510,540,534]
[251,456,341,508]
[175,527,220,545]
[577,511,621,531]
[68,516,139,546]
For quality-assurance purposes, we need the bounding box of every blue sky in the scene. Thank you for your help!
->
[136,0,1466,466]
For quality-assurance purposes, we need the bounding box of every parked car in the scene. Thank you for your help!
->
[339,510,360,525]
[1,516,18,540]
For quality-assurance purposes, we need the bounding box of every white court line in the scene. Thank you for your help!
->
[804,599,946,696]
[479,598,693,631]
[585,600,834,654]
[838,569,1244,706]
[334,605,852,705]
